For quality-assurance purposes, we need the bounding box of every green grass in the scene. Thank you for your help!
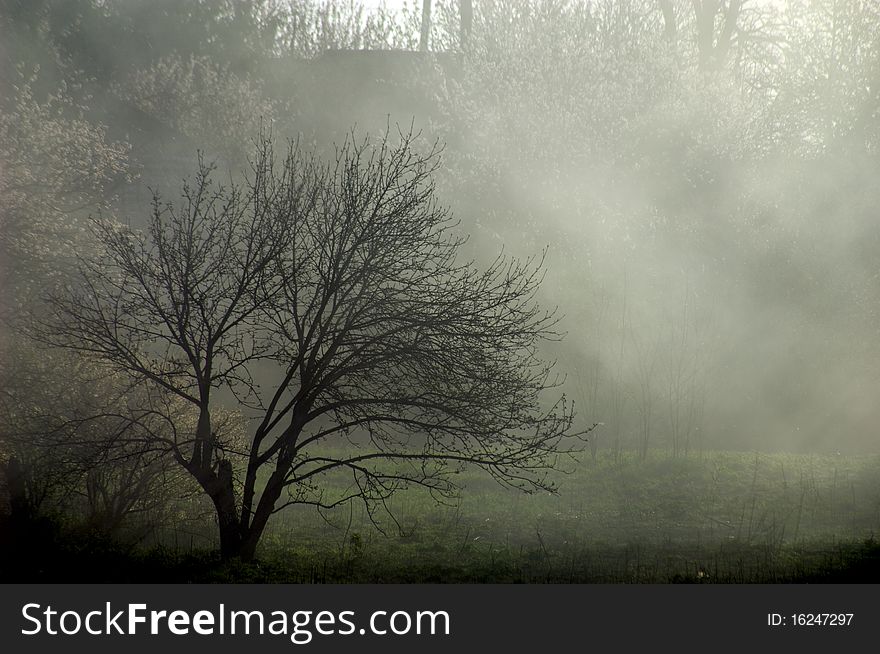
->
[242,449,880,582]
[4,449,880,582]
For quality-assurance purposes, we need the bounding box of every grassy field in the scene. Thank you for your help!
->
[5,449,880,582]
[239,449,880,582]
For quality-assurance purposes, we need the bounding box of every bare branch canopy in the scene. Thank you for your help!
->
[40,127,583,560]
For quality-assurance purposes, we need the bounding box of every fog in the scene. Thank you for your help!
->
[2,0,880,578]
[5,0,879,454]
[331,0,880,457]
[254,0,880,457]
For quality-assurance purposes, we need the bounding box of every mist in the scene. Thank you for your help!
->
[2,0,880,582]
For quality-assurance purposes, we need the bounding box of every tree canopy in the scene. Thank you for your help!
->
[41,129,582,559]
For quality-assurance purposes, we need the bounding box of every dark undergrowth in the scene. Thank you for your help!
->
[2,512,879,583]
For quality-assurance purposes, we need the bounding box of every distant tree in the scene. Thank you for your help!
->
[0,0,291,85]
[41,129,582,560]
[460,0,473,50]
[0,71,130,314]
[691,0,743,71]
[421,0,432,51]
[275,0,421,56]
[0,340,215,537]
[0,68,137,533]
[771,0,880,153]
[114,54,280,161]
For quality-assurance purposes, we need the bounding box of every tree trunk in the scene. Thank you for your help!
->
[213,460,243,560]
[185,409,243,559]
[4,456,30,519]
[460,0,473,51]
[193,405,212,469]
[236,468,286,561]
[692,0,718,70]
[692,0,741,71]
[186,403,246,560]
[659,0,676,43]
[420,0,432,52]
[714,0,741,68]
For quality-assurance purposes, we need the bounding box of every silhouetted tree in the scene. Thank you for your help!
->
[41,129,581,560]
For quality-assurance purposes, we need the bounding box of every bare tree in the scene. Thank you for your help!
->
[662,275,711,457]
[631,328,659,461]
[657,0,750,71]
[576,283,611,463]
[40,129,582,560]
